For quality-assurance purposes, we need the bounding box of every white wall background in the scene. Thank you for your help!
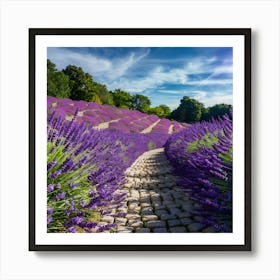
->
[0,0,279,279]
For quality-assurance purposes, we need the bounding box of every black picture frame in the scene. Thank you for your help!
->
[29,28,251,251]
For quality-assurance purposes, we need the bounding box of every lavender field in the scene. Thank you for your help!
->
[48,96,189,134]
[47,96,232,233]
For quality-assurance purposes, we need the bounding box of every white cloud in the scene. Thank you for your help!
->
[192,91,232,107]
[188,79,232,86]
[156,89,184,95]
[108,55,232,92]
[150,95,181,110]
[48,48,111,73]
[181,57,232,88]
[108,65,189,92]
[213,65,233,74]
[48,49,233,108]
[192,65,232,87]
[48,48,150,81]
[183,56,221,74]
[109,70,232,94]
[185,58,232,80]
[110,50,150,79]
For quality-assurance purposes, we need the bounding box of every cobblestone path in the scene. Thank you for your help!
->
[100,148,217,233]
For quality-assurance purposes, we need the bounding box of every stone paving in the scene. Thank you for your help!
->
[101,148,218,233]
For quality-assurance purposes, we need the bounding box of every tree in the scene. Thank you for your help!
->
[112,89,132,108]
[201,107,210,121]
[148,104,171,118]
[47,59,56,72]
[201,104,232,121]
[90,94,102,104]
[158,104,171,117]
[130,94,151,113]
[92,83,114,105]
[148,107,165,117]
[62,65,100,103]
[170,96,204,123]
[47,59,71,98]
[207,104,232,120]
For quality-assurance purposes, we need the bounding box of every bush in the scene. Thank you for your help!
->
[164,114,233,232]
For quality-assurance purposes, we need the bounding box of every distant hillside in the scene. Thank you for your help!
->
[47,96,190,134]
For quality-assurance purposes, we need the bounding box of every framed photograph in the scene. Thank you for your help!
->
[29,28,251,251]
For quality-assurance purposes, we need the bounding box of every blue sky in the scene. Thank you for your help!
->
[48,47,232,110]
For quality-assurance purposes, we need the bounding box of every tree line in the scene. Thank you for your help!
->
[170,96,232,123]
[47,59,232,123]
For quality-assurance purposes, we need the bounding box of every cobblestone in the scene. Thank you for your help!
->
[142,215,158,222]
[146,220,166,228]
[167,219,182,227]
[135,228,151,233]
[170,227,187,233]
[180,218,193,226]
[188,223,206,232]
[101,216,115,224]
[115,218,127,226]
[127,220,143,228]
[153,228,168,233]
[160,214,177,221]
[114,148,208,234]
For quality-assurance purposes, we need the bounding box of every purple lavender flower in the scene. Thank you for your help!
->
[47,159,57,172]
[97,223,116,232]
[47,215,53,225]
[68,227,76,233]
[53,191,66,201]
[79,200,86,207]
[47,99,175,233]
[63,216,84,228]
[79,221,98,229]
[47,184,55,192]
[165,113,232,232]
[68,182,79,189]
[49,170,62,180]
[47,207,54,214]
[100,209,111,215]
[49,146,56,154]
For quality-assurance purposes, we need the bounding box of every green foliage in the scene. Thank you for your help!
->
[170,96,232,123]
[148,107,164,117]
[149,104,171,118]
[47,59,56,72]
[185,134,219,153]
[48,59,113,104]
[112,89,132,108]
[47,59,232,123]
[219,147,233,164]
[201,107,210,121]
[91,93,102,104]
[47,142,100,233]
[202,104,232,121]
[158,104,171,117]
[170,96,204,123]
[93,83,114,105]
[62,65,99,102]
[131,94,151,113]
[47,59,71,98]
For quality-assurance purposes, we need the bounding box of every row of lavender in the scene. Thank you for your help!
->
[47,111,169,233]
[47,96,188,133]
[164,114,233,232]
